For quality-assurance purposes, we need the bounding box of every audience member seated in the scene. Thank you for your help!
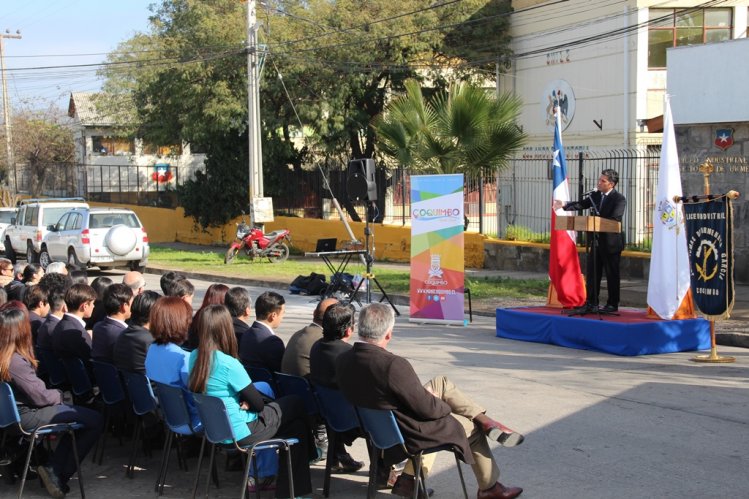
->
[0,304,103,498]
[113,291,159,375]
[238,291,286,373]
[0,258,14,286]
[86,276,112,330]
[309,302,363,474]
[69,269,88,285]
[45,261,68,275]
[282,298,337,378]
[122,271,146,296]
[23,285,49,346]
[184,283,229,350]
[5,263,28,301]
[51,284,97,361]
[91,284,133,363]
[145,296,198,427]
[337,303,525,499]
[159,271,185,296]
[189,304,315,499]
[224,286,253,348]
[35,273,72,350]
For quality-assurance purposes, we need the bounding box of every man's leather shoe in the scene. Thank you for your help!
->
[391,473,434,498]
[479,418,525,447]
[600,304,618,312]
[331,452,364,473]
[38,465,66,499]
[477,482,523,499]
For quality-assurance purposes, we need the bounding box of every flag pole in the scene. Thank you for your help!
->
[690,167,737,364]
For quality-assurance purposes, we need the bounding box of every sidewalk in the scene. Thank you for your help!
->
[150,242,749,348]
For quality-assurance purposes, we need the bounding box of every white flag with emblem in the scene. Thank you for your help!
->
[647,96,690,319]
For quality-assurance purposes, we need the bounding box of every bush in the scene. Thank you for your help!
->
[504,224,550,243]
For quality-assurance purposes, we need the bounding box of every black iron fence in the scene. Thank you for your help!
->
[10,148,663,251]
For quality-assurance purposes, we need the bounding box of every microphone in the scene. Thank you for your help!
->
[582,188,597,198]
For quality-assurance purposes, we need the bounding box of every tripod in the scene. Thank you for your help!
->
[564,194,618,319]
[349,202,400,316]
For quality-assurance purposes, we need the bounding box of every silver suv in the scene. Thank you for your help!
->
[41,207,150,271]
[4,198,89,263]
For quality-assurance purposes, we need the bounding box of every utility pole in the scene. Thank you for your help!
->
[0,30,21,188]
[246,0,263,213]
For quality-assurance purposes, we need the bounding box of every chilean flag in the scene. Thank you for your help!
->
[549,109,586,307]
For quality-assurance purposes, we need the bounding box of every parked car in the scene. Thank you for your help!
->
[41,207,150,271]
[4,198,89,263]
[0,207,17,245]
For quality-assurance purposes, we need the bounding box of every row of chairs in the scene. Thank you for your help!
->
[246,366,469,499]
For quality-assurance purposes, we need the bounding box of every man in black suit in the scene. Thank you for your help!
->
[36,273,72,350]
[91,284,133,363]
[51,284,97,361]
[225,287,253,346]
[309,302,363,474]
[23,285,49,346]
[282,297,338,378]
[337,303,524,499]
[113,291,160,374]
[553,168,627,312]
[238,291,286,372]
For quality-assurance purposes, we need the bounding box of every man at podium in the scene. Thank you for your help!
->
[553,169,626,312]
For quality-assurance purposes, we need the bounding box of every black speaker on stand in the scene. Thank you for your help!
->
[345,158,399,316]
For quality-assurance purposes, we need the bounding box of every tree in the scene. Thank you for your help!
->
[0,109,75,196]
[99,0,515,227]
[373,79,526,175]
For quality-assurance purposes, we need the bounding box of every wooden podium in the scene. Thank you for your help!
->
[554,215,621,233]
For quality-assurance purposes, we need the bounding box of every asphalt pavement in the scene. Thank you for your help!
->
[11,264,748,498]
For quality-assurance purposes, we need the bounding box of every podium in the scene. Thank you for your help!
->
[554,215,620,233]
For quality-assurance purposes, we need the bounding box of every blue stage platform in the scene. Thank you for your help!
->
[496,306,711,356]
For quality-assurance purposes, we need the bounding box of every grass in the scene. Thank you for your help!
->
[148,246,548,300]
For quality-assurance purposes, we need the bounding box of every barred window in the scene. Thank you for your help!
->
[648,8,732,69]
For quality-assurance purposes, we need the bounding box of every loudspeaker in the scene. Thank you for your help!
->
[346,158,377,201]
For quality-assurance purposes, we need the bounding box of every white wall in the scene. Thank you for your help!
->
[668,38,749,124]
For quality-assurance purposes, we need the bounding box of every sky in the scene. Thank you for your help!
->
[0,0,154,112]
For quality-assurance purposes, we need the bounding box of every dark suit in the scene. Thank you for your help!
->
[238,321,285,373]
[336,342,472,463]
[29,311,45,346]
[232,317,251,348]
[51,314,92,360]
[36,315,61,350]
[113,325,153,374]
[281,323,324,378]
[564,189,626,307]
[91,317,127,363]
[309,338,351,389]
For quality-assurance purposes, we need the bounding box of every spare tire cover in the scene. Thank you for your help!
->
[105,225,137,256]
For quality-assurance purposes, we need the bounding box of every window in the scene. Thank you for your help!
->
[0,211,15,224]
[90,213,140,229]
[55,214,69,230]
[142,142,183,156]
[64,214,82,231]
[43,207,76,226]
[24,207,38,225]
[91,136,135,155]
[648,8,732,68]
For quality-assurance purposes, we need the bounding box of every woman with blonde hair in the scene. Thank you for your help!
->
[189,304,314,499]
[0,303,102,498]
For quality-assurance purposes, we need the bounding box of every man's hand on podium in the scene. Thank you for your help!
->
[552,199,564,211]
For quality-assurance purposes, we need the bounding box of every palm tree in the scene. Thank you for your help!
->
[374,79,526,175]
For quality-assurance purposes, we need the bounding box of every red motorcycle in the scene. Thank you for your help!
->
[224,215,291,264]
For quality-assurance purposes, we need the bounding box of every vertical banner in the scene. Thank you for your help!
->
[683,198,734,319]
[409,174,465,324]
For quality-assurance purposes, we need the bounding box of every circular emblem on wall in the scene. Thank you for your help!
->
[542,79,576,132]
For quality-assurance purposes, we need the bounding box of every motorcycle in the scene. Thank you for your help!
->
[224,215,291,264]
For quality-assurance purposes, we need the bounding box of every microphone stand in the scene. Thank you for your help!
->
[564,192,618,319]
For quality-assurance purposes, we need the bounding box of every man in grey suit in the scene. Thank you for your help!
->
[337,303,525,499]
[281,297,338,378]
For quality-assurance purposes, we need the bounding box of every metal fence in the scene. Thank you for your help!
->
[9,148,662,250]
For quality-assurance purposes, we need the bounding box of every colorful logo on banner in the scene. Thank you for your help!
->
[410,174,465,324]
[683,198,734,319]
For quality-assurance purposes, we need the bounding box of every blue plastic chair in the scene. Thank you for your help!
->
[61,357,93,398]
[90,360,126,464]
[356,406,468,499]
[153,382,203,496]
[121,370,158,479]
[274,371,319,417]
[36,347,68,388]
[246,366,278,395]
[0,382,86,499]
[313,383,362,497]
[191,391,299,499]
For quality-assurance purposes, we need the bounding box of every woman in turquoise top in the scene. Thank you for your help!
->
[188,304,314,499]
